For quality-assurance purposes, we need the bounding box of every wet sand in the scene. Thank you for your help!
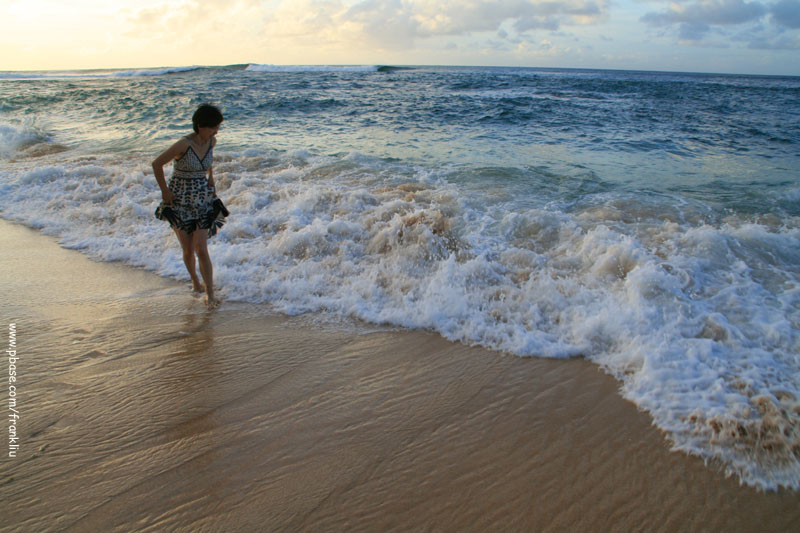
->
[1,218,798,532]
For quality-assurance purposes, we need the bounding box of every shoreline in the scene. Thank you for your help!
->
[1,218,799,531]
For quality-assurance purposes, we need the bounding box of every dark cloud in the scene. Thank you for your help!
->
[770,0,800,28]
[679,21,713,40]
[641,0,767,30]
[642,0,799,48]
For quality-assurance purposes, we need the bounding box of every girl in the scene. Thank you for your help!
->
[153,104,228,308]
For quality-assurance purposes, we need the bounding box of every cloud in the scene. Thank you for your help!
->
[677,21,713,39]
[641,0,800,48]
[641,0,767,32]
[770,0,800,28]
[262,0,610,51]
[126,0,263,31]
[747,32,800,47]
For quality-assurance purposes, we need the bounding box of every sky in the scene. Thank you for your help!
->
[2,0,799,75]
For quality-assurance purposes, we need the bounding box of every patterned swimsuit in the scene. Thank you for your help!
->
[155,137,228,237]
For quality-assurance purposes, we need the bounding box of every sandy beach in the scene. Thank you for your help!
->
[1,218,798,532]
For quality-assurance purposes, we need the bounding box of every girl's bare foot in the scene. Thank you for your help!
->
[205,292,221,309]
[192,279,205,293]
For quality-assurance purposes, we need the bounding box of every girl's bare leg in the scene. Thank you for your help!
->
[193,229,219,307]
[173,227,205,292]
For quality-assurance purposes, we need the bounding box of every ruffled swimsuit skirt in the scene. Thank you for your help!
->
[154,140,228,237]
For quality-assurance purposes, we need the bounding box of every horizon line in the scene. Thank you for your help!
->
[1,63,798,78]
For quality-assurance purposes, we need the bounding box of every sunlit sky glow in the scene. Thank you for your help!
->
[2,0,799,75]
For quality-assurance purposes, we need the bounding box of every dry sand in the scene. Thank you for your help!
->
[1,219,798,532]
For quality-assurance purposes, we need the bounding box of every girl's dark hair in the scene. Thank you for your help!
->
[192,104,223,133]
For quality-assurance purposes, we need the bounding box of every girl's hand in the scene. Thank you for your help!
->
[162,189,176,205]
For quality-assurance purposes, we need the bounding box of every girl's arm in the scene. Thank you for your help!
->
[152,139,188,204]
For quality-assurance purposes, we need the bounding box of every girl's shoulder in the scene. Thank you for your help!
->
[155,137,191,162]
[168,136,191,150]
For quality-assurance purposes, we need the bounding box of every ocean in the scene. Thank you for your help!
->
[1,64,799,490]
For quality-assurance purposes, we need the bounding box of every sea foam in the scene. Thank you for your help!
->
[0,122,66,159]
[0,66,200,80]
[1,148,798,490]
[246,64,380,73]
